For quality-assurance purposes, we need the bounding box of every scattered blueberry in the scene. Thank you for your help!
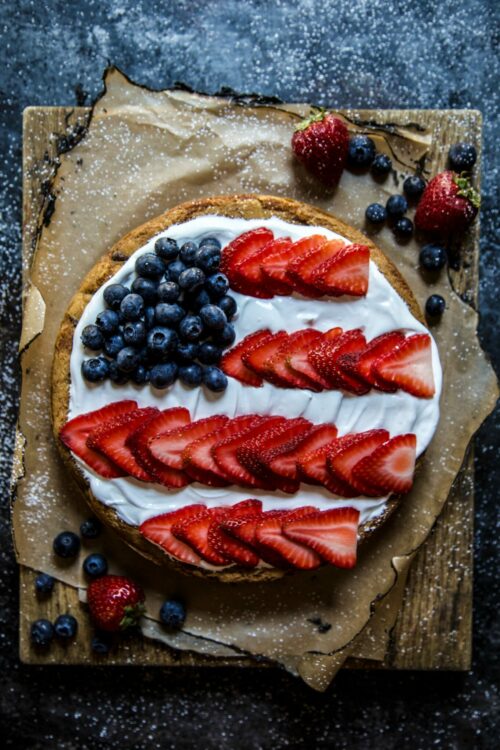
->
[185,288,211,312]
[154,303,185,327]
[104,333,125,357]
[179,315,204,342]
[120,293,144,322]
[176,342,200,363]
[31,619,54,647]
[80,517,102,539]
[393,217,414,239]
[116,346,140,373]
[199,236,221,251]
[203,366,228,392]
[371,153,392,176]
[206,272,229,298]
[82,357,109,383]
[386,194,408,219]
[448,142,477,172]
[54,614,78,640]
[179,363,204,387]
[199,304,227,331]
[218,295,237,320]
[123,320,147,347]
[108,360,129,384]
[195,245,221,273]
[132,365,149,385]
[157,281,180,303]
[347,134,376,168]
[159,598,186,629]
[198,342,223,365]
[178,267,206,292]
[425,294,446,318]
[154,237,179,261]
[147,327,179,359]
[365,203,387,224]
[403,175,426,199]
[95,309,119,335]
[83,553,108,578]
[166,259,187,282]
[131,276,158,304]
[91,631,112,654]
[150,362,179,388]
[35,572,55,595]
[179,241,199,265]
[214,323,236,347]
[81,324,104,351]
[420,244,448,271]
[103,283,129,311]
[144,305,156,329]
[135,252,166,279]
[53,531,81,559]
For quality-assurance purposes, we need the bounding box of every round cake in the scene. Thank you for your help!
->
[52,194,442,582]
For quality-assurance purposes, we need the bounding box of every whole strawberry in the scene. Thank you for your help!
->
[292,109,349,187]
[87,575,145,632]
[415,170,480,234]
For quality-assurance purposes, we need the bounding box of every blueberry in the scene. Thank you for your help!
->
[80,518,102,539]
[144,305,156,329]
[218,295,237,320]
[403,175,426,199]
[104,333,125,358]
[157,281,180,303]
[81,324,104,351]
[179,315,204,342]
[82,357,109,383]
[179,363,203,386]
[386,194,408,219]
[365,203,387,224]
[150,362,178,388]
[108,360,129,384]
[419,244,448,271]
[178,267,206,292]
[116,346,140,373]
[132,365,149,385]
[91,631,112,654]
[35,572,55,595]
[131,276,158,304]
[120,293,144,322]
[53,531,80,559]
[54,614,78,640]
[179,241,199,265]
[159,599,186,629]
[95,309,119,335]
[202,366,228,392]
[214,323,236,347]
[198,342,223,365]
[206,272,229,299]
[185,288,211,312]
[176,342,200,363]
[123,320,147,346]
[448,142,477,172]
[425,294,446,318]
[347,135,376,168]
[83,553,108,578]
[393,217,414,239]
[31,619,54,647]
[371,153,392,176]
[195,245,221,273]
[155,302,185,327]
[135,252,166,279]
[199,236,222,251]
[147,326,179,359]
[199,304,227,331]
[166,259,187,282]
[155,237,179,261]
[103,283,129,311]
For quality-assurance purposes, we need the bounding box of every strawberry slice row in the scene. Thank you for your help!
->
[221,328,435,398]
[220,228,370,298]
[139,500,360,571]
[60,403,418,498]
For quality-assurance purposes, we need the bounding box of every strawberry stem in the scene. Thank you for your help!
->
[119,602,146,631]
[454,173,481,209]
[294,107,328,132]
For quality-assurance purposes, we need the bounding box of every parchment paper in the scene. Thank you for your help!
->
[13,68,498,690]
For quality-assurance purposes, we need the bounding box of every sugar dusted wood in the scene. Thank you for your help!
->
[19,106,478,668]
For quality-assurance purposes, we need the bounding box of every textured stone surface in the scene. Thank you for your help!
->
[0,1,498,747]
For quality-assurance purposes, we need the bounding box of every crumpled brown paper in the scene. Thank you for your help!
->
[13,68,498,690]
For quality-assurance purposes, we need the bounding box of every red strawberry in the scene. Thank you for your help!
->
[267,423,338,480]
[59,400,137,478]
[149,415,229,470]
[373,334,435,398]
[182,415,259,485]
[291,110,349,187]
[242,331,291,386]
[233,237,292,297]
[87,575,145,632]
[87,407,158,482]
[327,430,390,496]
[288,239,345,295]
[255,507,322,569]
[207,500,263,567]
[260,239,303,294]
[220,330,271,386]
[313,244,370,297]
[127,407,191,488]
[172,507,230,565]
[414,170,480,235]
[284,328,330,389]
[352,433,417,495]
[220,227,274,297]
[222,510,288,568]
[285,235,329,297]
[338,331,405,392]
[283,507,360,568]
[309,329,368,392]
[268,330,324,390]
[139,504,205,565]
[212,416,285,486]
[298,443,356,496]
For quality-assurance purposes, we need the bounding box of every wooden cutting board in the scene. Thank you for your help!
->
[18,105,479,669]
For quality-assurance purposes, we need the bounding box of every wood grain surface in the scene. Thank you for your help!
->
[18,105,480,668]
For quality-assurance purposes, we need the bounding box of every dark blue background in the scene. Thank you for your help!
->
[1,1,498,747]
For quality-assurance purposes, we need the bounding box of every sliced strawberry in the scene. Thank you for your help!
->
[87,407,158,482]
[182,415,260,485]
[373,334,435,398]
[233,237,292,297]
[171,507,231,566]
[260,239,302,294]
[313,243,370,297]
[283,328,330,389]
[59,401,138,478]
[139,505,205,565]
[149,415,229,470]
[266,423,338,480]
[283,507,360,568]
[221,227,274,298]
[222,510,290,568]
[286,235,329,296]
[327,430,390,496]
[220,330,271,386]
[127,407,191,488]
[352,434,417,494]
[242,331,291,386]
[255,507,322,569]
[288,239,345,296]
[308,329,368,392]
[298,443,357,496]
[207,500,263,567]
[268,330,324,390]
[338,331,405,392]
[212,416,285,487]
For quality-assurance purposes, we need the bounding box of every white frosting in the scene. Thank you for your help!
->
[69,216,442,536]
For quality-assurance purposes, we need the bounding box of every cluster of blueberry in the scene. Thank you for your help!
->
[81,236,237,392]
